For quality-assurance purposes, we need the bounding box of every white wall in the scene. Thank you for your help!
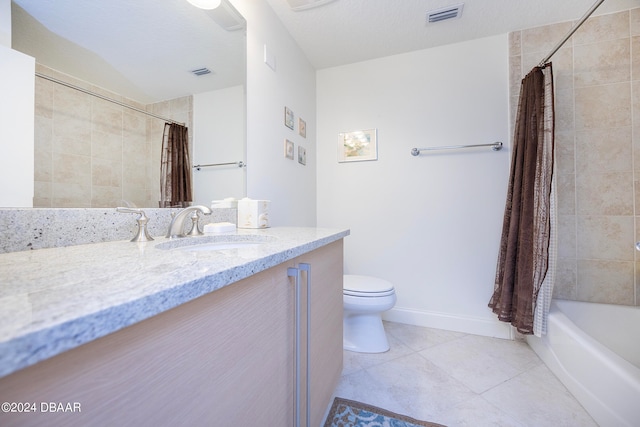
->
[317,35,513,337]
[0,45,35,207]
[0,0,10,47]
[233,0,317,227]
[192,85,246,206]
[1,0,35,207]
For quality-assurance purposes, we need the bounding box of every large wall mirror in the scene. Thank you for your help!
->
[10,0,246,208]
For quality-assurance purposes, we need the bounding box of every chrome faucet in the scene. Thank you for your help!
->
[166,205,212,239]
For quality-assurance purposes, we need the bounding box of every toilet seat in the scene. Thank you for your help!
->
[344,275,395,297]
[344,289,396,297]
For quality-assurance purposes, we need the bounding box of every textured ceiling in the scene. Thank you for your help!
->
[264,0,639,69]
[10,0,639,103]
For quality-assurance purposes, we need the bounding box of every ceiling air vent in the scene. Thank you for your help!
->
[191,67,212,76]
[427,3,464,23]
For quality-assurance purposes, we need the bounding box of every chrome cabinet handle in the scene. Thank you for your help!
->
[288,267,302,427]
[298,263,311,427]
[288,263,311,427]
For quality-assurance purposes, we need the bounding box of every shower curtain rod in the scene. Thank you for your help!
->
[35,72,185,126]
[538,0,605,67]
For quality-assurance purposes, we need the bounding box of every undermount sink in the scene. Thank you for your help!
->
[155,235,275,252]
[174,241,263,252]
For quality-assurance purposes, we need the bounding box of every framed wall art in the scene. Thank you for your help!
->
[284,139,294,160]
[299,118,306,138]
[298,146,306,165]
[284,106,294,130]
[338,129,378,162]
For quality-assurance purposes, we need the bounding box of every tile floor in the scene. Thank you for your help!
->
[331,321,597,427]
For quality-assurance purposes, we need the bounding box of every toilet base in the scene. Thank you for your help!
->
[343,312,390,353]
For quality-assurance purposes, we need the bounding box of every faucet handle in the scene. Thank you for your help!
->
[186,211,204,236]
[116,207,155,242]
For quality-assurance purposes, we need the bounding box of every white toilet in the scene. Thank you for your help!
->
[343,275,397,353]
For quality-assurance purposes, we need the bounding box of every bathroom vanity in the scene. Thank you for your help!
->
[0,227,348,427]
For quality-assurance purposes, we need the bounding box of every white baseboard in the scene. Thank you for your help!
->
[382,306,514,339]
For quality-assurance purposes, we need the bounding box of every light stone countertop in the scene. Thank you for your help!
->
[0,226,349,378]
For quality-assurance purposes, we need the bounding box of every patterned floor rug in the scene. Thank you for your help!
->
[323,397,446,427]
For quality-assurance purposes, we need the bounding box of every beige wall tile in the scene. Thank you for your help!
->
[509,31,521,57]
[34,115,53,153]
[170,96,191,113]
[555,88,575,132]
[575,126,632,173]
[636,262,640,305]
[53,85,91,121]
[634,82,640,126]
[53,134,91,157]
[521,22,573,56]
[555,130,575,174]
[574,38,630,87]
[92,157,122,188]
[52,152,91,185]
[556,173,576,215]
[631,8,640,36]
[576,171,633,215]
[634,179,640,216]
[572,10,629,45]
[553,258,577,300]
[33,181,51,206]
[557,214,577,258]
[92,99,124,135]
[632,37,640,81]
[53,114,91,144]
[33,149,52,182]
[123,111,147,136]
[577,215,634,261]
[34,77,53,119]
[91,186,122,208]
[52,182,91,208]
[575,82,631,130]
[577,259,634,304]
[509,55,522,94]
[92,131,123,162]
[548,48,573,91]
[123,162,148,189]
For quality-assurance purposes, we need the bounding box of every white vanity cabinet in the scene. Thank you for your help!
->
[0,240,344,427]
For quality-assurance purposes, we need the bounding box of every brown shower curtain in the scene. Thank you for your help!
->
[489,64,555,334]
[160,123,192,208]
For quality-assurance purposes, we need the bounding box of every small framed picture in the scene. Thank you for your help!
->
[284,139,294,160]
[298,146,306,165]
[299,118,306,138]
[338,129,378,162]
[284,106,294,130]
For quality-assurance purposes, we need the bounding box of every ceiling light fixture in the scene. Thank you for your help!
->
[426,3,464,23]
[186,0,245,31]
[186,0,222,10]
[286,0,338,12]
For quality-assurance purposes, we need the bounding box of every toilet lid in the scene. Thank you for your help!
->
[344,275,395,296]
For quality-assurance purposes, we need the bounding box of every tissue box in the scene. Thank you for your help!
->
[237,198,270,229]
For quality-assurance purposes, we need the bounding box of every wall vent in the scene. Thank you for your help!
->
[191,67,212,76]
[426,3,464,23]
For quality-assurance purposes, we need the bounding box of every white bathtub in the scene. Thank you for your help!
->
[526,300,640,427]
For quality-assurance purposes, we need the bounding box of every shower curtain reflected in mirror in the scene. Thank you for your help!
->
[160,123,193,208]
[489,64,555,335]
